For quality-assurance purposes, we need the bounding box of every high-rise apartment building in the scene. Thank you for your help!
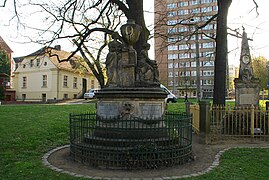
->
[154,0,218,98]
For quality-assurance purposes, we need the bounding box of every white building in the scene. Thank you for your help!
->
[13,46,99,102]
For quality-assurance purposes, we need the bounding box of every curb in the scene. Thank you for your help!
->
[42,145,235,179]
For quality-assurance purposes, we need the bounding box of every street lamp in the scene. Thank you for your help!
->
[173,59,176,94]
[266,62,269,100]
[194,25,201,101]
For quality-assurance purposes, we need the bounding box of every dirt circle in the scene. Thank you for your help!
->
[43,135,267,179]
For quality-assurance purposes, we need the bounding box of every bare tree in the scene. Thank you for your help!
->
[3,0,150,88]
[2,0,260,97]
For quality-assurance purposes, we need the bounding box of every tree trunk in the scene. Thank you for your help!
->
[213,0,232,105]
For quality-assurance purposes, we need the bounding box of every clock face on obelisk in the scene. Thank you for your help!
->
[242,55,250,64]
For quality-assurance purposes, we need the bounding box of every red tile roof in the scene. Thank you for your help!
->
[0,36,13,53]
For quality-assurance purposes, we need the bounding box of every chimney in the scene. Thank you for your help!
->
[54,45,61,50]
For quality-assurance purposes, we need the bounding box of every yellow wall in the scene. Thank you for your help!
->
[13,54,98,101]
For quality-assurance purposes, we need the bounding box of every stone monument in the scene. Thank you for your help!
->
[97,19,166,120]
[70,20,192,169]
[234,28,260,107]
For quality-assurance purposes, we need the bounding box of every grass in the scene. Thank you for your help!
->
[186,148,269,180]
[0,104,94,180]
[0,102,269,179]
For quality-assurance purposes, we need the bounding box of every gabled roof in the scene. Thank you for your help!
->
[0,36,13,53]
[14,46,91,74]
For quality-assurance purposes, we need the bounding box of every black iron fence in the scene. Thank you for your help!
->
[70,112,192,169]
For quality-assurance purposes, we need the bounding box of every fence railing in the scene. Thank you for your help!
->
[190,104,200,134]
[189,102,269,143]
[212,105,269,142]
[70,112,193,169]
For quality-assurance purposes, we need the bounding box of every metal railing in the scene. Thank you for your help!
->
[190,103,269,143]
[70,112,192,169]
[212,105,269,142]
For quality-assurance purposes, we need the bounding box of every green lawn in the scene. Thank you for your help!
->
[0,103,269,179]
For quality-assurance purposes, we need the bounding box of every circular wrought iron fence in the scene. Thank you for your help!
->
[70,112,192,169]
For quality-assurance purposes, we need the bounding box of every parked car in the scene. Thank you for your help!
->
[84,89,99,100]
[160,84,177,103]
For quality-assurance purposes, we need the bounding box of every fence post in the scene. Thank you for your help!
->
[185,102,193,116]
[250,104,255,141]
[199,100,211,144]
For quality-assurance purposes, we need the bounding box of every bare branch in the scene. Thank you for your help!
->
[0,0,7,7]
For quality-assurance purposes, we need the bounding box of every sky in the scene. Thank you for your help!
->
[1,0,269,66]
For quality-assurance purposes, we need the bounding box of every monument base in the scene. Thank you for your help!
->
[95,87,167,119]
[234,78,260,107]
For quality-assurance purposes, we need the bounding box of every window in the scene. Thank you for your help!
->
[22,94,26,101]
[180,62,186,68]
[42,75,47,87]
[213,6,218,11]
[178,44,188,50]
[167,20,178,25]
[191,17,200,22]
[178,26,187,32]
[201,6,212,13]
[178,9,188,15]
[201,0,212,3]
[30,60,34,67]
[168,72,173,77]
[73,77,77,88]
[190,0,200,5]
[22,77,27,88]
[167,11,177,17]
[168,37,177,42]
[202,16,212,22]
[179,53,189,59]
[203,51,214,58]
[203,80,213,85]
[168,81,174,87]
[178,2,188,7]
[203,70,214,76]
[203,42,214,48]
[168,54,178,60]
[202,24,214,30]
[191,61,197,67]
[64,94,68,99]
[91,79,95,89]
[167,3,177,9]
[36,59,40,67]
[63,75,68,87]
[168,63,178,68]
[190,8,200,14]
[168,28,177,34]
[168,45,178,51]
[203,61,214,67]
[190,53,196,58]
[191,71,197,76]
[191,44,196,49]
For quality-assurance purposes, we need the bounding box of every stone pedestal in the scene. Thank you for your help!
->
[96,88,167,119]
[234,78,260,107]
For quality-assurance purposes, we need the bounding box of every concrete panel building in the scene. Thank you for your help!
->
[154,0,217,98]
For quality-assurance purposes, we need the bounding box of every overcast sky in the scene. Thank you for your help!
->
[1,0,269,66]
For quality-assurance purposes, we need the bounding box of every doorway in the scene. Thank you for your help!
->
[42,93,46,102]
